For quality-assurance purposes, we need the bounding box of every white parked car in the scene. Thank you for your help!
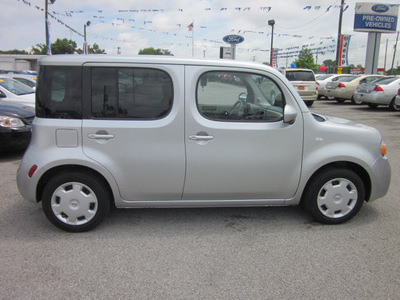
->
[317,74,357,99]
[325,75,385,104]
[0,76,35,107]
[354,76,400,110]
[17,55,391,231]
[4,74,37,90]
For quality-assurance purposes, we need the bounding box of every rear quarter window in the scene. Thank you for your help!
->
[36,66,82,119]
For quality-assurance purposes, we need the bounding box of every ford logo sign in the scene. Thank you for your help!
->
[372,4,389,13]
[223,35,245,45]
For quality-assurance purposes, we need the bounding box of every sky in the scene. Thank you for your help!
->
[1,0,399,69]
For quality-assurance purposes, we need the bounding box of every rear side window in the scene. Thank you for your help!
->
[36,66,82,119]
[91,67,173,119]
[285,71,315,81]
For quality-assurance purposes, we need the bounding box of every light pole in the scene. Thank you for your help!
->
[268,19,275,67]
[45,0,56,55]
[83,21,91,54]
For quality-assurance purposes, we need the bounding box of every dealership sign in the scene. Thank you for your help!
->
[223,35,245,45]
[354,2,398,33]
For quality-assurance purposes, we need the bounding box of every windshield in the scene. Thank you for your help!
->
[373,77,400,85]
[0,77,34,95]
[340,76,358,82]
[317,74,333,80]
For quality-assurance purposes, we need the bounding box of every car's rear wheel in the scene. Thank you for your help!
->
[389,97,400,111]
[303,168,365,224]
[42,171,110,232]
[351,96,363,105]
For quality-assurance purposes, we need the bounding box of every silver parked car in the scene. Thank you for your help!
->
[17,55,391,232]
[354,76,400,110]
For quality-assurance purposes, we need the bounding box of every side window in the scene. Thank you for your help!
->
[36,66,82,119]
[91,67,173,119]
[197,71,284,122]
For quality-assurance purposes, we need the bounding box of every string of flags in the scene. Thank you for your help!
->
[16,0,339,60]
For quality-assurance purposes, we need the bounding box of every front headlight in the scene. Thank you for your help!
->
[0,116,25,128]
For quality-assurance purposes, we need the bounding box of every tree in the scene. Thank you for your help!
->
[321,59,336,74]
[294,48,318,72]
[138,47,173,56]
[0,49,29,54]
[88,43,106,54]
[30,39,106,55]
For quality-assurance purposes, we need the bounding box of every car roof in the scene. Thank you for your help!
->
[39,55,271,70]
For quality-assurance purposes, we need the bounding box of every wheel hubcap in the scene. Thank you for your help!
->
[317,178,358,219]
[51,182,98,226]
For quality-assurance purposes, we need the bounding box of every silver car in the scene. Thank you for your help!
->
[354,76,400,110]
[17,55,391,232]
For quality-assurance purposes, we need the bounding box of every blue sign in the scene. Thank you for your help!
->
[354,14,397,32]
[372,4,389,13]
[223,35,245,45]
[354,2,398,33]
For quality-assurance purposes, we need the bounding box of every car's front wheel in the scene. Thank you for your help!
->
[42,171,110,232]
[303,168,365,224]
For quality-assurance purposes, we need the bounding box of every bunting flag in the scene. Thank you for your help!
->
[188,23,194,31]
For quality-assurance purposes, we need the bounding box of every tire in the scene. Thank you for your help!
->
[351,96,363,105]
[336,99,346,103]
[303,168,365,224]
[389,98,400,111]
[42,171,110,232]
[367,103,379,109]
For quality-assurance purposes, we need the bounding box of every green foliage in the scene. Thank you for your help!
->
[0,49,29,54]
[30,39,106,55]
[322,59,336,73]
[294,48,318,72]
[138,47,173,56]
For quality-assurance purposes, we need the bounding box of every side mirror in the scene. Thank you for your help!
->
[283,105,297,124]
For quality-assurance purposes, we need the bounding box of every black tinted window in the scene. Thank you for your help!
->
[36,66,82,119]
[285,71,315,81]
[91,67,173,119]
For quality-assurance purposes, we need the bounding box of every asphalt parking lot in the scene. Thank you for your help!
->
[1,99,399,299]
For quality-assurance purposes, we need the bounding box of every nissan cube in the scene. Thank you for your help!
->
[17,55,391,232]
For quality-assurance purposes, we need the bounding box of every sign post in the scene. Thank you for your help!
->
[222,35,245,60]
[354,3,399,74]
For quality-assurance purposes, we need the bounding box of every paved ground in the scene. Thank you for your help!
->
[1,99,399,299]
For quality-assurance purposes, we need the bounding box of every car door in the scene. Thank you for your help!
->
[183,66,304,202]
[82,63,185,201]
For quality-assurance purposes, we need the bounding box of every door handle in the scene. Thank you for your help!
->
[88,133,115,140]
[189,135,214,141]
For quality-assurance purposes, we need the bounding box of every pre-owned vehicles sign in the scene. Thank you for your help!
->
[354,2,398,33]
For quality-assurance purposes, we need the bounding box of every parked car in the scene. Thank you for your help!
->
[317,74,358,99]
[394,90,400,109]
[4,74,37,90]
[0,76,35,107]
[325,75,385,104]
[0,101,35,151]
[354,76,400,110]
[17,55,391,232]
[279,68,318,106]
